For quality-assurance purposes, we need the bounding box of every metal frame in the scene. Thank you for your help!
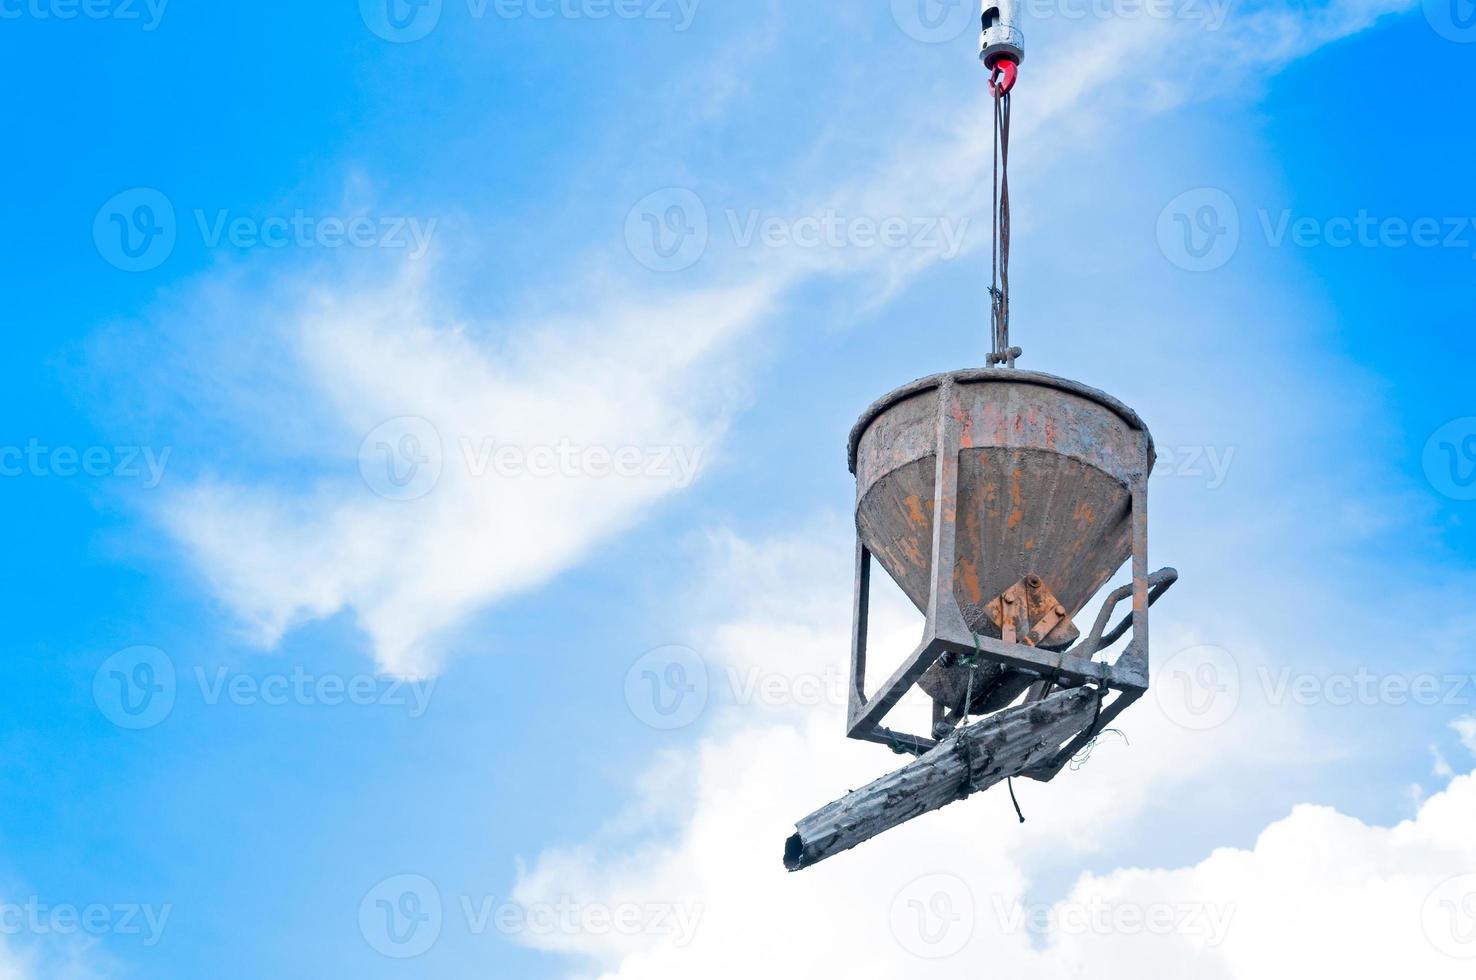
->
[846,379,1177,780]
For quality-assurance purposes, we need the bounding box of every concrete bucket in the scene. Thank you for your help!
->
[784,368,1177,871]
[849,369,1156,714]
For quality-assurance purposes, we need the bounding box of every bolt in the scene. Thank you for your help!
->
[1026,575,1042,589]
[1055,605,1066,616]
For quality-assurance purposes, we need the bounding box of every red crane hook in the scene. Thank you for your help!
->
[989,57,1019,97]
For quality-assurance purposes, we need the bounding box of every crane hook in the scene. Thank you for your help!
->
[989,58,1019,97]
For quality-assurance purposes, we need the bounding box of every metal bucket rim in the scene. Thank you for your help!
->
[847,369,1152,475]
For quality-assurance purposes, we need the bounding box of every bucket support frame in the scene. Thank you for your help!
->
[845,380,1176,780]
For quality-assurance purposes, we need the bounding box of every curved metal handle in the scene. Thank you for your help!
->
[1075,567,1179,660]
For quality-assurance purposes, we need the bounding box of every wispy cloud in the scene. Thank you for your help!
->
[145,0,1417,677]
[509,516,1476,978]
[1456,716,1476,755]
[160,263,783,676]
[500,3,1462,977]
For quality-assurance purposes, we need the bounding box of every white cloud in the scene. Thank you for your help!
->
[1029,783,1476,978]
[509,524,1476,979]
[1434,745,1455,778]
[441,2,1461,975]
[1455,717,1476,756]
[161,265,783,676]
[150,0,1417,677]
[0,926,112,980]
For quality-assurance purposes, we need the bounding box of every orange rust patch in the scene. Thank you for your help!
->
[981,405,1008,444]
[1007,467,1024,530]
[953,398,975,448]
[903,494,927,526]
[956,559,983,605]
[1074,499,1097,525]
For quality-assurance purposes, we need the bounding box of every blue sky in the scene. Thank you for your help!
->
[3,1,1476,977]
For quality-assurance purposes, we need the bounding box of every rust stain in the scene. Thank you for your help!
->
[963,495,981,542]
[955,559,983,605]
[1074,499,1097,525]
[1007,467,1024,530]
[903,494,927,527]
[983,404,1008,444]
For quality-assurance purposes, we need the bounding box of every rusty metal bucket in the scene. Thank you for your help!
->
[848,369,1156,713]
